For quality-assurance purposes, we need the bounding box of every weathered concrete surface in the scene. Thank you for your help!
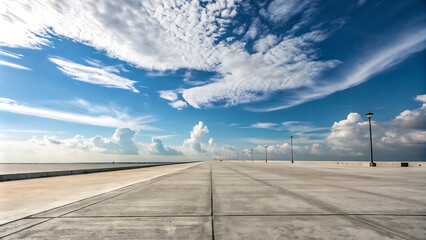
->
[1,161,425,239]
[0,162,200,225]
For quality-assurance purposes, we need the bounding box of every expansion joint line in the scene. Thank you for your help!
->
[225,165,408,240]
[210,161,215,240]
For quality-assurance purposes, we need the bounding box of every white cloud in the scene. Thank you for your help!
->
[0,0,238,70]
[252,29,426,111]
[0,97,154,130]
[415,94,426,103]
[158,90,178,101]
[158,90,188,110]
[182,121,210,154]
[49,57,139,93]
[248,121,327,132]
[0,49,23,59]
[149,137,183,155]
[323,101,426,158]
[261,0,312,23]
[0,60,31,70]
[250,122,278,129]
[253,34,278,53]
[29,128,139,154]
[281,121,328,133]
[1,1,423,113]
[183,31,339,109]
[168,100,188,110]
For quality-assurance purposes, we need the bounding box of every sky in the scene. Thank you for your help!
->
[0,0,425,163]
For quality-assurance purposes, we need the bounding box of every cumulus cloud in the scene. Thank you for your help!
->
[182,121,210,154]
[149,137,183,155]
[392,94,426,130]
[0,97,155,130]
[158,90,188,110]
[49,57,139,93]
[168,100,188,110]
[158,90,178,101]
[30,128,139,154]
[321,96,425,159]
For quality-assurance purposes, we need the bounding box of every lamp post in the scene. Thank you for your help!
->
[242,151,245,162]
[265,145,268,163]
[236,152,238,162]
[290,136,294,163]
[366,112,376,167]
[251,149,254,162]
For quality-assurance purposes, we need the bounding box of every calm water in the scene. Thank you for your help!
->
[0,163,158,175]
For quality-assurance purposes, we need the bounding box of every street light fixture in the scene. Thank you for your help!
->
[366,112,376,167]
[264,145,268,163]
[290,136,294,164]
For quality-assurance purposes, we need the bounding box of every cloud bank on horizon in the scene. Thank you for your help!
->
[0,0,424,162]
[2,94,424,162]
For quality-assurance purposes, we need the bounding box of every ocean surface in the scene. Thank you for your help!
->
[0,163,166,175]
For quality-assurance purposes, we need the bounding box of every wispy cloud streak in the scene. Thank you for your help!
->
[49,57,139,93]
[250,29,426,111]
[0,60,31,70]
[0,98,154,130]
[0,50,23,59]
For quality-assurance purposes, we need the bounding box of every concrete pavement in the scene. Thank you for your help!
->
[1,161,425,239]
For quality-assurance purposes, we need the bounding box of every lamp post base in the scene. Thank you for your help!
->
[370,162,376,167]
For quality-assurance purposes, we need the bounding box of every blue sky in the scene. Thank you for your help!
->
[0,0,424,162]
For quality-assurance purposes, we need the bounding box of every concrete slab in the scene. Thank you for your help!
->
[361,215,426,240]
[64,190,210,216]
[214,193,328,215]
[2,161,425,239]
[3,217,211,240]
[0,218,49,238]
[0,162,200,225]
[214,216,401,240]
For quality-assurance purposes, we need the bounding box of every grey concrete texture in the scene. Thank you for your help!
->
[1,161,425,239]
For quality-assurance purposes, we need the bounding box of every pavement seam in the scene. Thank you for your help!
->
[53,163,204,218]
[0,162,203,238]
[244,163,426,207]
[0,218,53,239]
[14,162,203,222]
[210,161,215,240]
[25,213,426,218]
[225,164,409,240]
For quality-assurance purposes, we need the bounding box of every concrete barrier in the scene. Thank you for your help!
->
[225,160,424,167]
[282,161,424,167]
[0,162,197,182]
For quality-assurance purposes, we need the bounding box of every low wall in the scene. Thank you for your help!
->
[0,162,196,182]
[226,160,424,167]
[267,160,424,167]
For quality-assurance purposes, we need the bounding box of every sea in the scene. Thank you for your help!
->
[0,162,172,175]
